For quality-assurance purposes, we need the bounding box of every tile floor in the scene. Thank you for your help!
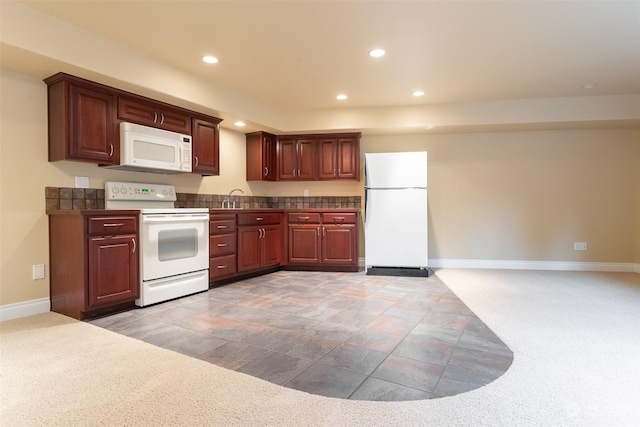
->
[89,271,513,401]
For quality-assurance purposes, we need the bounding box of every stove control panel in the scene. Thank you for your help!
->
[105,181,177,202]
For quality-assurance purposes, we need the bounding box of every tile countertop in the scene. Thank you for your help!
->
[47,208,360,215]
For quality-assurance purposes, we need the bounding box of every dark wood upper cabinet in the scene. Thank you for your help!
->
[246,131,277,181]
[44,72,222,173]
[45,74,118,164]
[192,117,221,176]
[317,136,359,180]
[277,137,316,181]
[117,96,192,134]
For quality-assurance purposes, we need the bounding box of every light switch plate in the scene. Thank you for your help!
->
[32,264,45,280]
[74,176,89,188]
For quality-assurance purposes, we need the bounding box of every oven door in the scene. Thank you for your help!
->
[140,212,209,281]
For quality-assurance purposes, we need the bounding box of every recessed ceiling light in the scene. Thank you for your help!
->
[336,94,348,100]
[202,55,218,64]
[369,49,385,58]
[234,121,246,127]
[425,125,434,130]
[582,83,598,89]
[412,91,425,97]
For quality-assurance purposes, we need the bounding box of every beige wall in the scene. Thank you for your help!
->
[363,132,639,263]
[1,70,639,308]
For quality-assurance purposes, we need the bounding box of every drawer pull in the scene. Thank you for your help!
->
[217,243,228,247]
[255,217,264,221]
[298,216,310,220]
[217,225,228,229]
[216,265,228,269]
[103,223,124,227]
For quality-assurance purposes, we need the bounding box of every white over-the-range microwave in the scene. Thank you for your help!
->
[105,122,193,174]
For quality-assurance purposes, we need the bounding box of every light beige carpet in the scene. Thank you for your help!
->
[1,269,639,426]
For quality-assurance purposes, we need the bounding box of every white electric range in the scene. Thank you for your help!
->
[105,181,209,306]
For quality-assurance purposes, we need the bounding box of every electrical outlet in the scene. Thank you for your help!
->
[74,176,89,188]
[303,189,309,197]
[32,264,45,280]
[573,242,588,251]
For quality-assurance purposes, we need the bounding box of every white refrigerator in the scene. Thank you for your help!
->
[364,151,429,276]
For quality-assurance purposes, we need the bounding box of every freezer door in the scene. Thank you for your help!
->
[365,188,428,268]
[365,152,427,189]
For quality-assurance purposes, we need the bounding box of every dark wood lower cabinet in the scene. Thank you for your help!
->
[286,211,359,272]
[87,234,138,308]
[49,211,139,320]
[237,224,282,273]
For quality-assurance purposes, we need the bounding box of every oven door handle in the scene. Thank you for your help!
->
[142,214,210,223]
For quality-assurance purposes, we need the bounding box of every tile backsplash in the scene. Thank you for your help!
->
[45,187,360,210]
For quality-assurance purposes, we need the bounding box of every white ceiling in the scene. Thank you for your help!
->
[8,0,640,133]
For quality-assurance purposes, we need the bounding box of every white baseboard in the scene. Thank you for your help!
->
[0,298,50,322]
[429,259,638,273]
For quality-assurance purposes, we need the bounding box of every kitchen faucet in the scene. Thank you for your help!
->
[223,188,244,209]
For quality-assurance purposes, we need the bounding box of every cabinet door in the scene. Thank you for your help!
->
[297,139,316,180]
[262,225,282,267]
[68,84,117,163]
[263,134,277,180]
[337,137,359,179]
[317,138,337,179]
[158,107,192,134]
[322,225,357,265]
[278,138,298,180]
[288,225,321,264]
[246,132,277,181]
[237,226,262,272]
[192,118,220,175]
[88,234,138,308]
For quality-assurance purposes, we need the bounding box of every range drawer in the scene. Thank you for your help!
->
[209,254,237,280]
[322,212,357,224]
[88,216,137,235]
[238,212,281,226]
[210,234,236,257]
[287,212,321,224]
[210,219,236,235]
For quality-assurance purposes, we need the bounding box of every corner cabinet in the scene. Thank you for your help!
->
[45,74,118,165]
[246,131,277,181]
[286,210,358,271]
[49,211,139,320]
[237,212,282,273]
[192,117,221,176]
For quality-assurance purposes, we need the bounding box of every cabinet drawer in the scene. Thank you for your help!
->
[210,219,236,235]
[287,212,321,224]
[88,216,137,235]
[238,212,281,226]
[210,254,237,280]
[322,212,357,224]
[210,234,236,256]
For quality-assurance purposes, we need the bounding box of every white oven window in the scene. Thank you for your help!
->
[158,228,198,261]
